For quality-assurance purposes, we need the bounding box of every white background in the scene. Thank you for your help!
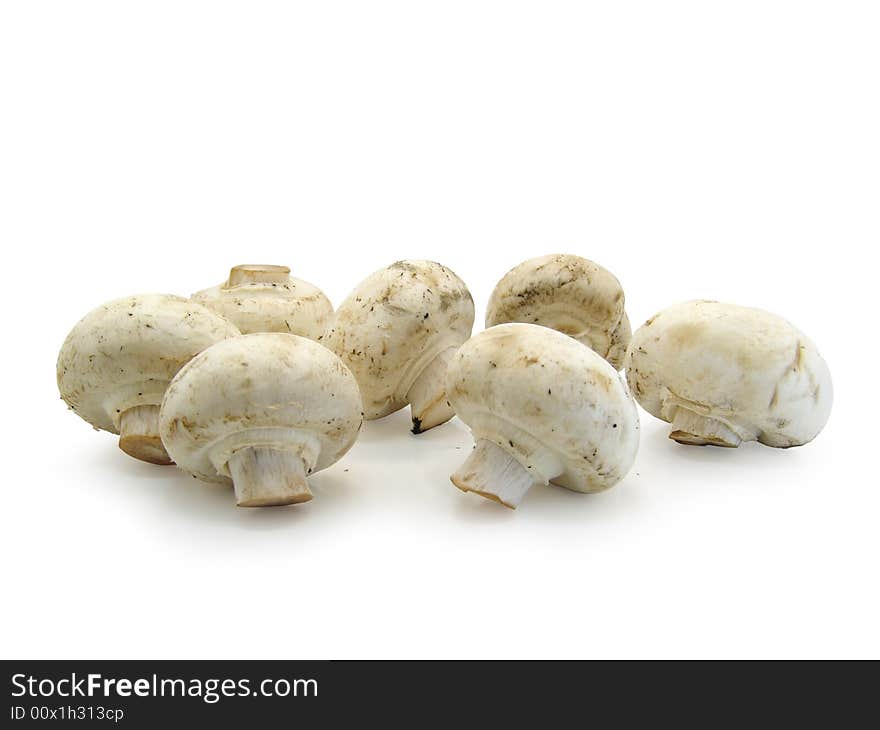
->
[1,1,877,659]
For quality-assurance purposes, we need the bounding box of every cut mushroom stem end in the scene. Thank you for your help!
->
[407,347,457,434]
[227,447,313,508]
[669,408,743,448]
[118,405,173,465]
[450,439,543,509]
[227,264,291,287]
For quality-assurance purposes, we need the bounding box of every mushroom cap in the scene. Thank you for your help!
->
[159,333,363,484]
[624,300,833,447]
[323,260,474,419]
[57,294,240,434]
[446,323,639,493]
[192,264,333,338]
[485,254,631,369]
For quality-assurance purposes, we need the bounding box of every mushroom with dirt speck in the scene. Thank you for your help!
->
[56,294,240,465]
[624,300,833,448]
[158,333,363,507]
[485,254,632,369]
[192,264,333,339]
[323,260,474,434]
[446,323,639,509]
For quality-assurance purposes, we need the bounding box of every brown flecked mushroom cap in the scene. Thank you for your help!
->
[159,333,363,507]
[56,294,240,464]
[447,323,640,508]
[485,254,631,369]
[192,264,333,338]
[625,300,833,448]
[323,260,474,433]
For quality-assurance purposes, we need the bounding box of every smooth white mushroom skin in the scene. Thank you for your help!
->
[624,300,833,448]
[56,294,241,464]
[192,264,333,339]
[485,254,632,370]
[446,323,640,509]
[323,260,474,433]
[159,333,363,508]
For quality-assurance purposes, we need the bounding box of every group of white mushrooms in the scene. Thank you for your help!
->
[57,256,833,509]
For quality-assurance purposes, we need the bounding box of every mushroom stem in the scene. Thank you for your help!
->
[118,405,173,465]
[450,439,542,509]
[407,347,457,434]
[227,447,313,508]
[227,264,291,287]
[669,408,743,448]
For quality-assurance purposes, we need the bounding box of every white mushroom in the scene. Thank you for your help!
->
[159,333,363,507]
[446,323,639,509]
[625,300,833,448]
[192,264,333,339]
[485,254,632,369]
[323,260,474,433]
[57,294,240,465]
